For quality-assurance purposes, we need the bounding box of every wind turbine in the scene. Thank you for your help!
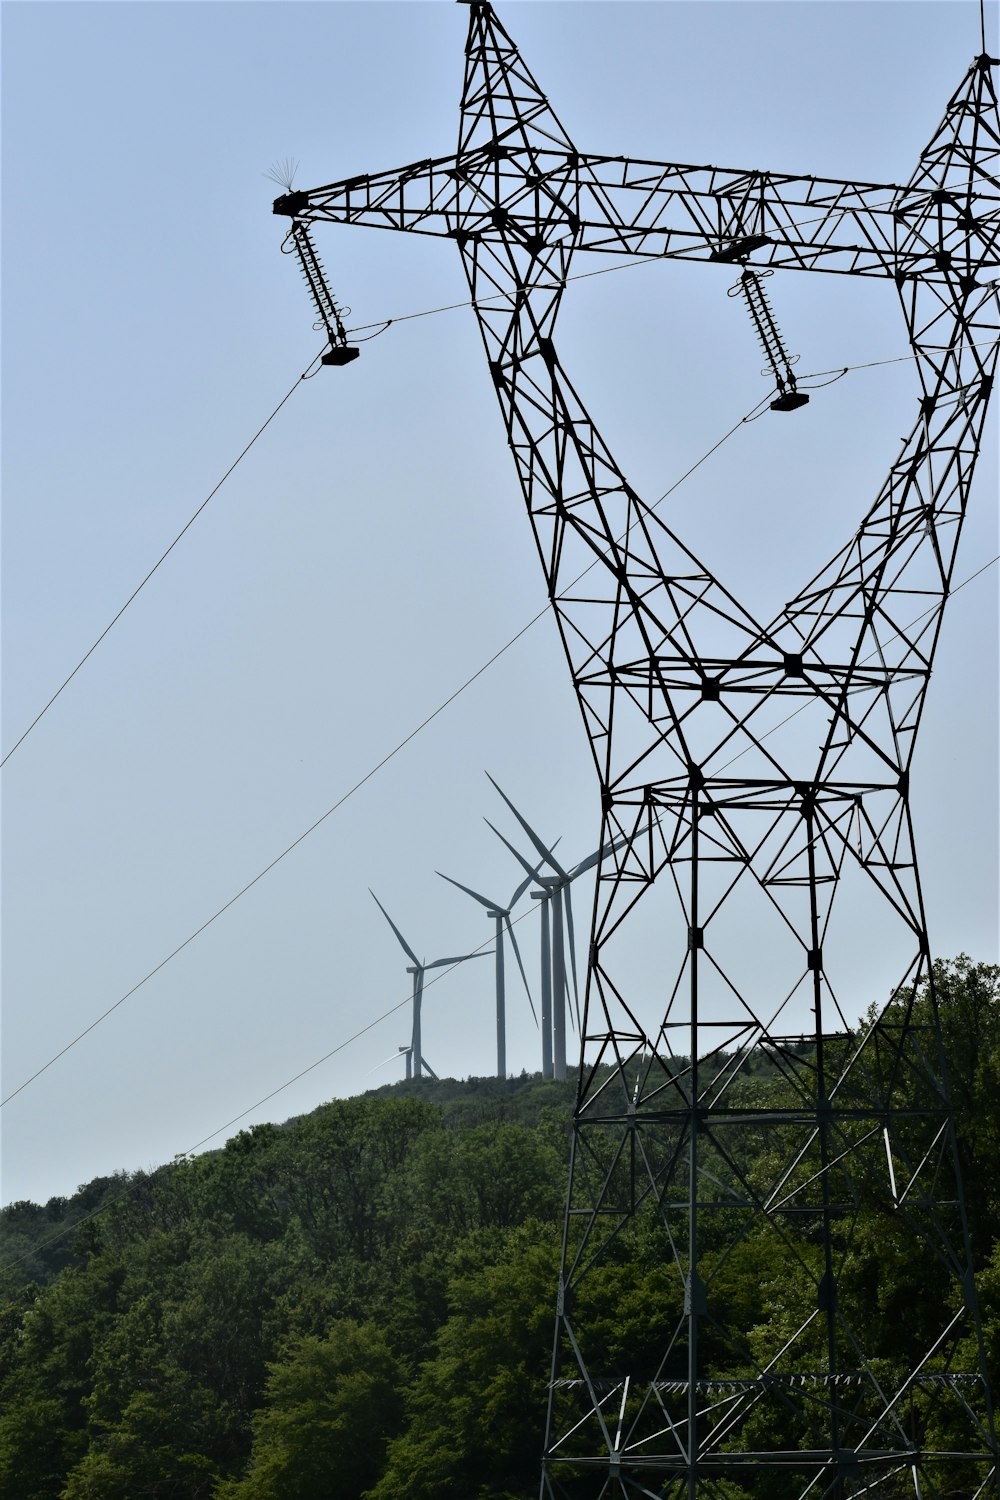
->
[487,777,624,1082]
[485,818,562,1081]
[370,891,489,1080]
[436,849,551,1080]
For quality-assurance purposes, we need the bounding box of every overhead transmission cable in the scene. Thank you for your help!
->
[0,351,326,770]
[3,559,998,1253]
[3,366,995,1116]
[7,237,991,772]
[0,899,537,1274]
[2,529,996,1286]
[3,313,995,1104]
[0,398,761,1111]
[124,540,1000,1125]
[0,611,546,1111]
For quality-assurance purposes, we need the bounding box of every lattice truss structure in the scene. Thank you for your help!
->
[274,5,1000,1496]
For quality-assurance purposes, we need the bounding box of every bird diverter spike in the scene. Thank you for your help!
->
[728,267,808,412]
[283,220,359,367]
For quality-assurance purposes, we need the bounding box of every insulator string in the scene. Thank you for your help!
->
[729,267,801,399]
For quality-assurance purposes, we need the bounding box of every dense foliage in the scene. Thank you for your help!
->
[1,959,997,1498]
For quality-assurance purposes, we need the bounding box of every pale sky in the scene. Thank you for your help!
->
[2,0,997,1208]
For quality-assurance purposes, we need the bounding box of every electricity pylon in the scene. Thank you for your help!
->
[276,5,1000,1495]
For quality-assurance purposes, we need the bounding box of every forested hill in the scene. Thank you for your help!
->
[1,957,998,1499]
[0,1069,579,1297]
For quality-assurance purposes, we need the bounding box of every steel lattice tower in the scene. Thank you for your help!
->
[274,5,1000,1495]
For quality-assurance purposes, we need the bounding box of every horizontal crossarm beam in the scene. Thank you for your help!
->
[274,145,998,282]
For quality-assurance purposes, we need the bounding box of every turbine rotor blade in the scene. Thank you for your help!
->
[366,1049,406,1076]
[485,772,567,878]
[437,870,497,911]
[504,914,538,1026]
[509,844,558,908]
[485,819,539,881]
[425,951,492,968]
[571,830,631,880]
[570,846,601,878]
[370,889,419,965]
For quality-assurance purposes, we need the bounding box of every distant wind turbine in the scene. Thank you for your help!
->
[486,776,626,1082]
[485,818,562,1081]
[370,891,489,1080]
[436,847,551,1079]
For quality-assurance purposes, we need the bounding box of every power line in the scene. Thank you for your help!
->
[0,601,555,1109]
[0,617,538,1110]
[0,903,528,1272]
[3,523,997,1276]
[2,544,997,1249]
[0,401,759,1112]
[3,353,996,1109]
[180,917,509,1156]
[7,224,995,776]
[344,247,1000,373]
[0,989,436,1272]
[5,368,996,1110]
[4,292,985,778]
[0,350,325,771]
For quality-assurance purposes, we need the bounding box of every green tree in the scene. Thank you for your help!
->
[0,1254,123,1499]
[383,1120,564,1240]
[369,1222,560,1500]
[278,1097,439,1260]
[61,1363,225,1499]
[216,1321,402,1500]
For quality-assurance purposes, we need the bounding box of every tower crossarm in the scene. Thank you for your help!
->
[274,151,996,283]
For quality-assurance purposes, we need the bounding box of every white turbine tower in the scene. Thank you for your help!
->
[370,891,489,1080]
[436,851,549,1079]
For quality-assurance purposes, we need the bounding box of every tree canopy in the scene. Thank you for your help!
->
[1,959,997,1498]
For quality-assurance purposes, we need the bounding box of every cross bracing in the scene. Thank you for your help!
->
[274,4,1000,1495]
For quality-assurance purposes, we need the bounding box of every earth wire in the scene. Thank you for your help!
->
[0,351,325,770]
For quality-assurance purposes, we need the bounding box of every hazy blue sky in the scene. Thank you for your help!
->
[3,0,996,1208]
